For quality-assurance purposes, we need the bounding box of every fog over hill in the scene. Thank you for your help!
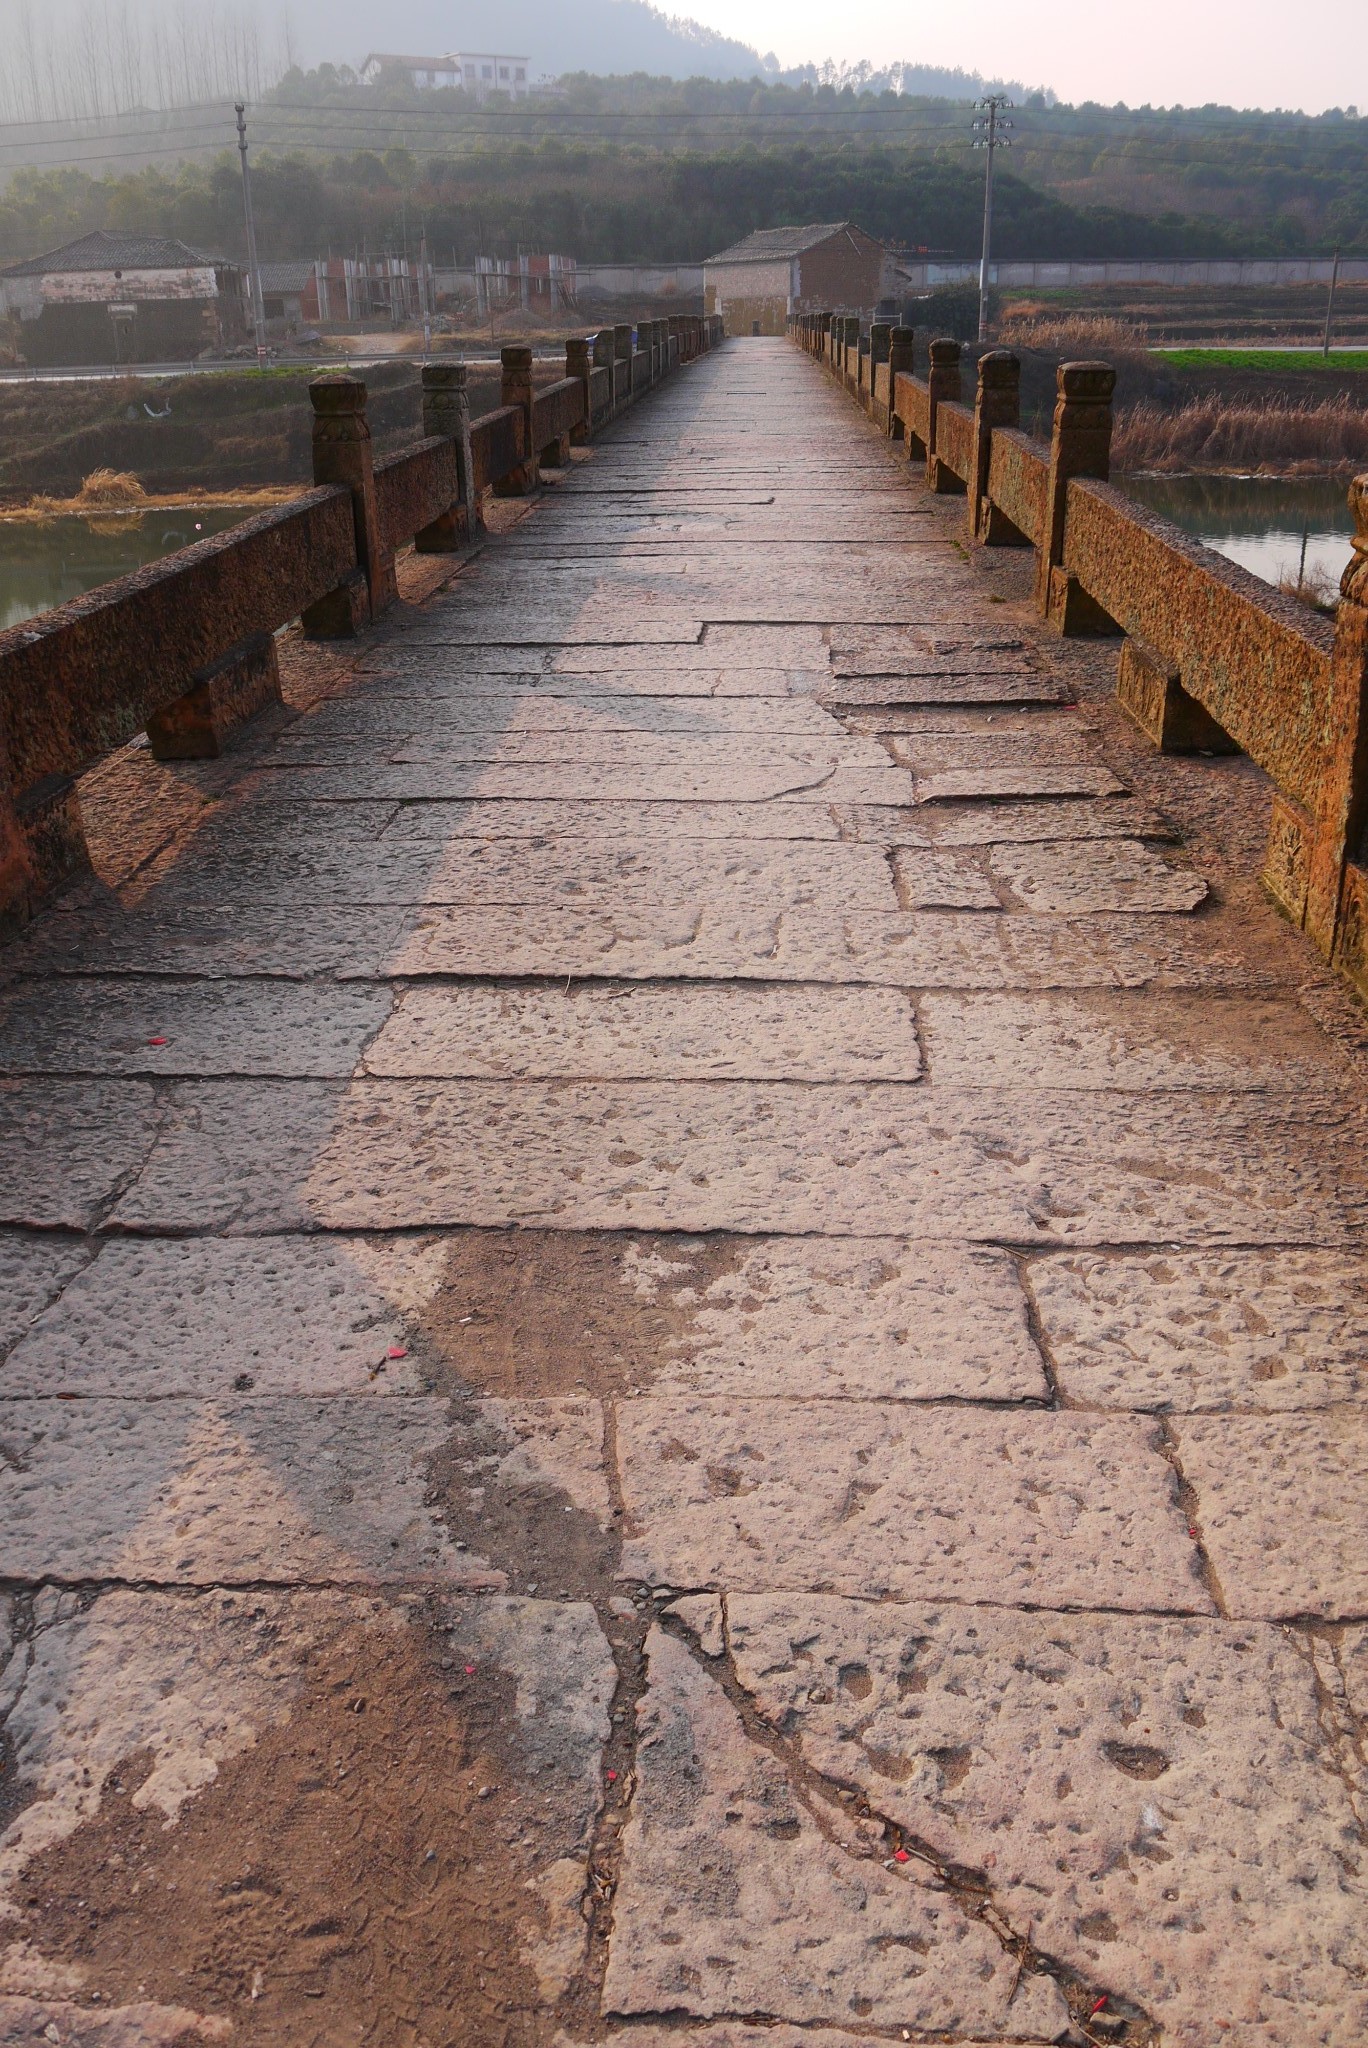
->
[281,0,1028,94]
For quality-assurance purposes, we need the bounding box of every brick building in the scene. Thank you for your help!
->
[0,231,246,367]
[704,222,887,336]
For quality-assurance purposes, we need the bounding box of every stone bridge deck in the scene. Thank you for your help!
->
[1,339,1366,2048]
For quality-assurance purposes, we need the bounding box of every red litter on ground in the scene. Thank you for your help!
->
[1090,1997,1108,2015]
[464,1665,476,1676]
[387,1346,408,1360]
[146,1038,168,1047]
[893,1849,910,1863]
[606,1769,617,1781]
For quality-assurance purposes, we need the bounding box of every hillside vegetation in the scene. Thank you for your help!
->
[0,72,1363,268]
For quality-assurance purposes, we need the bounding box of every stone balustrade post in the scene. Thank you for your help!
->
[302,374,396,636]
[868,321,891,422]
[970,349,1022,543]
[925,338,962,492]
[1037,360,1117,629]
[496,344,538,495]
[566,337,592,444]
[1270,478,1368,970]
[415,360,477,549]
[887,327,916,440]
[843,316,860,388]
[613,322,633,393]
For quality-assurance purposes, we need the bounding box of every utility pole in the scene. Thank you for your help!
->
[235,102,268,368]
[972,94,1013,344]
[1323,246,1341,359]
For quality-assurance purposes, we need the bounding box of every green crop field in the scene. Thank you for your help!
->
[1154,349,1368,373]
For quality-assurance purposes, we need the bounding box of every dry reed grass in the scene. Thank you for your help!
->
[1114,395,1368,474]
[999,310,1152,358]
[1278,563,1342,615]
[75,467,147,507]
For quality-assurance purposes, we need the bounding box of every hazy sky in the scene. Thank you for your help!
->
[674,0,1367,112]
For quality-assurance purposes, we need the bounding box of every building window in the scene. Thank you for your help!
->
[515,68,526,82]
[482,64,492,78]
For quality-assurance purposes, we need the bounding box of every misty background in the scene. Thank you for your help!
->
[0,0,1027,124]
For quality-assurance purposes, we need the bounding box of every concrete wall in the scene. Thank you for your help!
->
[896,257,1368,290]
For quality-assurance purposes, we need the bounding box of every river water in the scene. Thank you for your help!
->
[0,509,248,634]
[1121,475,1355,597]
[0,482,1356,636]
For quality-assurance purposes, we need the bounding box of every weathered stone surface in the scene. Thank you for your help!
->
[1030,1248,1368,1411]
[0,1395,605,1586]
[0,1588,613,2004]
[146,836,899,911]
[602,1628,1069,2037]
[723,1595,1368,2048]
[2,1235,437,1397]
[364,983,921,1082]
[911,763,1128,801]
[924,797,1180,844]
[1174,1410,1368,1617]
[889,726,1098,770]
[285,691,844,737]
[919,992,1346,1090]
[538,1235,1044,1401]
[106,1079,1366,1242]
[0,1081,158,1229]
[0,978,392,1078]
[616,1399,1204,1608]
[0,1993,230,2042]
[378,798,849,841]
[4,904,411,981]
[0,1233,92,1355]
[892,848,1001,908]
[988,837,1209,912]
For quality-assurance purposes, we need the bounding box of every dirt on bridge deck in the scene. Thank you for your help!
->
[1,338,1366,2048]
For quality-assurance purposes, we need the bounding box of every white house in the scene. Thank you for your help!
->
[359,51,532,100]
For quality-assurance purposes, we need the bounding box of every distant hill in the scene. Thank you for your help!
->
[279,0,1030,93]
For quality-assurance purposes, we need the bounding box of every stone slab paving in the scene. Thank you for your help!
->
[1,337,1367,2048]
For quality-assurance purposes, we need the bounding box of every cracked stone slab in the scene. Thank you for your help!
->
[0,1080,159,1230]
[0,1395,605,1587]
[919,992,1346,1091]
[364,983,921,1082]
[602,1627,1069,2038]
[435,1234,1046,1402]
[911,764,1129,802]
[0,1587,613,2005]
[822,673,1070,706]
[574,2035,1050,2048]
[249,756,909,805]
[103,1079,1367,1244]
[723,1595,1368,2048]
[0,979,393,1079]
[616,1399,1204,1609]
[376,799,850,842]
[923,798,1180,845]
[1029,1248,1368,1412]
[143,837,899,912]
[889,728,1100,772]
[0,1234,93,1357]
[892,849,1002,909]
[0,1994,230,2042]
[1,1236,445,1398]
[3,905,411,982]
[283,693,846,738]
[988,838,1209,912]
[1173,1409,1368,1618]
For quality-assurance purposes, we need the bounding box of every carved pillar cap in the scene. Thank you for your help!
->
[566,337,591,365]
[928,337,961,366]
[1343,475,1368,603]
[310,375,368,416]
[422,360,467,389]
[501,345,533,370]
[1057,360,1116,401]
[977,348,1020,385]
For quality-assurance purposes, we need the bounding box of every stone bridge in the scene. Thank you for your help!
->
[0,335,1366,2048]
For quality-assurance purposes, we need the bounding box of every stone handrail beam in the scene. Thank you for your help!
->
[0,313,724,935]
[790,306,1368,1002]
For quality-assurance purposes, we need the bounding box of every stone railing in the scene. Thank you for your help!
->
[0,313,724,935]
[791,308,1368,1002]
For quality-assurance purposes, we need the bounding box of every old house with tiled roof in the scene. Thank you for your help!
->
[0,231,247,366]
[704,222,886,336]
